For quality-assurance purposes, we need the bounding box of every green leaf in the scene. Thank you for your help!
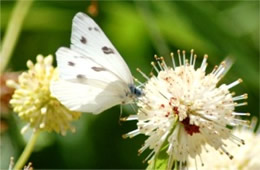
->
[146,118,179,170]
[146,149,168,170]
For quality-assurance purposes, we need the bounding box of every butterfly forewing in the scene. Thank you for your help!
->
[56,47,120,85]
[70,12,133,85]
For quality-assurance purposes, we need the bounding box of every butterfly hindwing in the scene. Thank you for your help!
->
[51,80,123,114]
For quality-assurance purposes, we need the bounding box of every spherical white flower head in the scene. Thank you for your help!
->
[123,50,249,169]
[188,128,260,170]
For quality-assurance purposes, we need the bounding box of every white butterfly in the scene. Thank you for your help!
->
[50,12,142,114]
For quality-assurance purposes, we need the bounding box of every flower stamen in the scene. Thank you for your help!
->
[136,68,149,80]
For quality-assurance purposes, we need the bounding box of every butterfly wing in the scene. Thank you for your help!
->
[55,47,120,84]
[51,47,128,114]
[70,12,133,84]
[51,12,135,114]
[51,80,124,114]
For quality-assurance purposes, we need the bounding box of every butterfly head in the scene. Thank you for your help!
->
[129,84,143,98]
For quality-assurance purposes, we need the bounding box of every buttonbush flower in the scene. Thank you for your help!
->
[188,128,260,170]
[123,50,249,169]
[7,55,81,135]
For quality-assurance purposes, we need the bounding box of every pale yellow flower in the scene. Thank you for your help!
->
[7,55,81,135]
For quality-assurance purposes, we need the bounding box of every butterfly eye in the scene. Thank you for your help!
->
[129,85,142,97]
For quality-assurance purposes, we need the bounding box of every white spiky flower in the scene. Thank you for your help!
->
[188,128,260,170]
[123,50,249,169]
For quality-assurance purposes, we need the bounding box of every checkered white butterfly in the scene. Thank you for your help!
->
[51,12,142,114]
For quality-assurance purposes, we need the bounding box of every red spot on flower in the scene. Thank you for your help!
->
[169,97,176,106]
[181,117,200,136]
[160,104,165,108]
[173,106,179,115]
[170,97,176,100]
[165,112,170,117]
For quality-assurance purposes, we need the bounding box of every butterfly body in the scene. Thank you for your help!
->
[51,12,141,114]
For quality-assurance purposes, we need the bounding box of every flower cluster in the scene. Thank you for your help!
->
[123,50,249,169]
[7,55,81,135]
[188,128,260,170]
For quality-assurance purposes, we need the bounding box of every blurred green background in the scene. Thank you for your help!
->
[1,0,259,169]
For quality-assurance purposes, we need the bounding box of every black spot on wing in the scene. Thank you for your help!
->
[88,27,100,32]
[77,13,89,20]
[94,27,99,32]
[102,46,114,54]
[77,14,84,20]
[74,55,88,59]
[92,67,107,72]
[77,74,86,79]
[68,61,75,66]
[80,36,87,44]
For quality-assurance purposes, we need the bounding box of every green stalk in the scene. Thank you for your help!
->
[135,1,170,56]
[174,161,178,170]
[14,131,40,170]
[0,0,34,73]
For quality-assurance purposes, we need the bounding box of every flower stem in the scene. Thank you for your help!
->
[14,131,40,170]
[174,161,178,170]
[0,0,34,73]
[135,1,170,56]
